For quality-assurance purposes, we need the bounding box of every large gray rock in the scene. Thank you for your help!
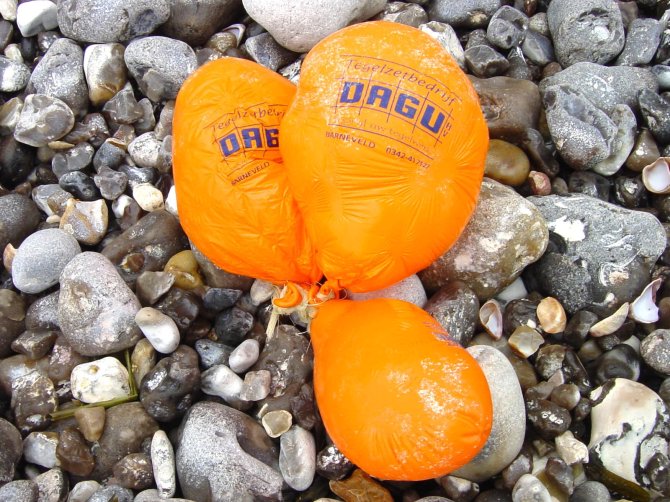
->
[57,0,170,43]
[242,0,386,52]
[428,0,501,28]
[176,401,284,501]
[547,0,625,67]
[419,178,548,300]
[161,0,242,46]
[58,251,143,356]
[528,195,666,314]
[452,345,526,482]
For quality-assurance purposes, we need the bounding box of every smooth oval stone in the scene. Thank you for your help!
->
[484,139,530,187]
[279,425,316,491]
[453,345,525,482]
[229,339,260,374]
[33,468,68,502]
[201,364,243,403]
[162,0,241,47]
[175,401,283,501]
[512,474,550,502]
[58,252,143,356]
[14,94,74,147]
[420,178,549,300]
[56,428,94,477]
[347,274,427,307]
[84,43,127,106]
[135,307,180,354]
[57,0,170,43]
[641,329,670,376]
[424,281,479,346]
[429,0,501,28]
[68,481,102,502]
[11,228,80,294]
[113,453,154,490]
[71,357,131,404]
[151,430,176,498]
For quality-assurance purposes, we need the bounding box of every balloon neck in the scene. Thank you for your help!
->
[266,280,342,337]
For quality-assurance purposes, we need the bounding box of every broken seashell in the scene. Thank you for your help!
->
[479,299,503,340]
[261,410,293,438]
[496,277,528,305]
[589,302,630,337]
[630,278,662,323]
[642,157,670,194]
[508,325,544,358]
[3,243,16,273]
[222,23,245,47]
[536,296,567,334]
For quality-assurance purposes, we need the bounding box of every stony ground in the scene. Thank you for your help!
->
[1,0,670,501]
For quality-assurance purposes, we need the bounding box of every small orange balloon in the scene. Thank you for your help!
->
[173,57,321,285]
[311,298,493,480]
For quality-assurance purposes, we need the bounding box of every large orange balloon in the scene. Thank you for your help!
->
[311,298,493,480]
[281,21,488,293]
[173,58,321,285]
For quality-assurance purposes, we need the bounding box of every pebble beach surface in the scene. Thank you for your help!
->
[1,0,670,501]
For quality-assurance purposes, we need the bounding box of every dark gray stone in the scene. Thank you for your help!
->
[486,5,528,50]
[428,0,501,28]
[464,45,509,78]
[244,32,299,72]
[424,281,479,346]
[521,30,554,66]
[639,89,670,145]
[641,329,670,376]
[161,0,241,46]
[14,94,75,147]
[0,417,22,483]
[0,289,25,358]
[615,17,663,66]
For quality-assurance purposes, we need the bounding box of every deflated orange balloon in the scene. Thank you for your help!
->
[311,298,493,480]
[173,58,321,285]
[281,21,488,293]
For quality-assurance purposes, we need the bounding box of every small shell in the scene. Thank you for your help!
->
[261,410,293,438]
[642,157,670,194]
[222,23,245,47]
[589,302,630,337]
[536,297,566,334]
[479,299,503,340]
[508,325,544,358]
[630,278,662,323]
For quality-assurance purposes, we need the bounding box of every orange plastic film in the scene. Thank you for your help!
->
[280,21,488,293]
[310,298,493,481]
[173,57,321,285]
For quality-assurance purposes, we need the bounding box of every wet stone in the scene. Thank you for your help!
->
[57,0,170,43]
[214,307,254,345]
[31,184,73,217]
[464,45,509,78]
[0,55,29,92]
[616,17,662,66]
[154,287,201,332]
[424,281,479,346]
[131,338,156,390]
[0,479,38,502]
[58,252,142,356]
[194,339,234,369]
[567,171,610,200]
[11,329,58,360]
[261,409,292,438]
[613,176,646,209]
[239,369,271,401]
[0,288,25,357]
[84,43,127,106]
[140,345,200,422]
[162,0,241,46]
[124,36,197,102]
[316,443,354,481]
[93,166,128,201]
[521,30,554,66]
[626,129,660,172]
[420,178,548,300]
[484,139,530,187]
[639,89,670,145]
[59,171,101,201]
[48,334,87,383]
[74,406,105,442]
[102,86,143,126]
[56,428,94,477]
[11,370,57,433]
[594,343,640,384]
[526,399,571,439]
[14,94,74,147]
[428,0,501,28]
[486,5,528,50]
[175,401,283,501]
[203,287,243,312]
[330,469,393,502]
[113,452,154,490]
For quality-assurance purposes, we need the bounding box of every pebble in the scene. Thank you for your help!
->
[376,2,427,27]
[639,89,670,145]
[48,334,87,383]
[347,274,427,307]
[521,30,554,66]
[528,194,666,314]
[136,271,175,306]
[316,443,353,481]
[616,17,663,66]
[56,428,94,477]
[58,252,143,356]
[526,399,571,439]
[641,329,670,376]
[57,0,170,43]
[464,45,509,78]
[23,431,59,468]
[201,364,244,403]
[124,36,197,102]
[175,401,284,501]
[59,198,108,245]
[161,0,240,46]
[0,479,38,501]
[214,307,254,345]
[486,5,528,50]
[52,142,94,178]
[229,339,260,373]
[261,409,293,438]
[428,0,501,28]
[589,378,670,489]
[512,473,550,502]
[135,307,180,354]
[16,0,57,37]
[244,32,299,72]
[59,171,101,201]
[484,139,530,187]
[240,369,272,401]
[93,166,128,200]
[279,425,316,491]
[194,339,233,369]
[34,468,68,502]
[0,193,40,251]
[131,338,156,389]
[0,55,29,91]
[68,481,101,502]
[330,469,393,502]
[31,184,73,217]
[0,288,25,358]
[191,244,254,290]
[139,345,200,422]
[11,369,57,432]
[627,130,660,173]
[151,430,176,499]
[70,357,130,404]
[424,281,479,346]
[11,228,80,294]
[243,0,385,52]
[88,485,134,502]
[452,345,525,482]
[554,430,588,465]
[83,43,127,106]
[14,94,74,147]
[11,329,58,359]
[113,452,154,490]
[74,406,106,442]
[0,417,22,483]
[547,0,624,67]
[569,481,611,502]
[419,178,549,300]
[419,21,465,69]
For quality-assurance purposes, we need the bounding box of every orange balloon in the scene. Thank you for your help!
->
[311,298,493,480]
[173,57,321,285]
[281,21,488,293]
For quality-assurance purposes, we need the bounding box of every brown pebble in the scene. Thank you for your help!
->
[113,452,154,490]
[529,171,551,196]
[56,428,95,477]
[330,469,393,502]
[74,406,106,442]
[484,139,531,187]
[164,249,203,290]
[626,129,660,172]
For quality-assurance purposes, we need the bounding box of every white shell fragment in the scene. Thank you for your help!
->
[508,326,544,358]
[479,299,503,340]
[630,278,662,323]
[70,357,131,404]
[642,157,670,194]
[590,302,630,337]
[151,430,176,499]
[135,307,180,354]
[495,276,528,305]
[536,297,567,334]
[222,23,246,47]
[262,410,293,438]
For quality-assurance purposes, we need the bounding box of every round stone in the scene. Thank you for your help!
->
[229,339,260,374]
[641,329,670,375]
[135,307,180,354]
[279,425,316,491]
[484,139,531,187]
[0,55,30,92]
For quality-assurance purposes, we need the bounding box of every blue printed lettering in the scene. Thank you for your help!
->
[340,82,364,103]
[219,133,240,156]
[395,94,419,119]
[242,127,262,148]
[420,105,445,134]
[366,85,392,109]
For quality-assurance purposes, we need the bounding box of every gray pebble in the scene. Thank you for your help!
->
[57,0,170,43]
[424,281,479,346]
[124,36,197,102]
[569,480,611,502]
[239,369,272,401]
[244,32,299,72]
[512,474,550,502]
[194,339,234,369]
[521,30,554,66]
[0,479,38,502]
[11,228,80,294]
[429,0,501,28]
[0,417,22,483]
[33,468,68,502]
[214,307,254,345]
[14,94,74,147]
[615,17,663,66]
[486,5,528,50]
[639,89,670,145]
[161,0,241,46]
[93,166,128,200]
[0,193,40,251]
[279,425,316,491]
[0,55,29,92]
[68,480,102,502]
[83,43,127,106]
[464,45,509,78]
[375,1,427,27]
[88,485,134,502]
[641,329,670,376]
[229,339,260,373]
[12,370,57,433]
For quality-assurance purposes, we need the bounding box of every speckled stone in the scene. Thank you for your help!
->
[0,193,40,251]
[347,274,427,307]
[641,329,670,376]
[424,281,479,346]
[0,417,23,483]
[13,94,74,147]
[70,357,131,404]
[161,0,241,46]
[0,479,38,501]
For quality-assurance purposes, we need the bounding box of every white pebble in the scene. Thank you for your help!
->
[165,185,178,216]
[0,0,17,22]
[128,132,162,168]
[23,431,59,468]
[229,339,260,373]
[512,474,551,502]
[133,183,164,212]
[112,194,134,219]
[279,425,316,491]
[250,279,275,305]
[151,430,176,499]
[68,481,102,502]
[70,357,131,404]
[555,431,588,465]
[135,307,180,354]
[16,0,57,37]
[201,364,243,402]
